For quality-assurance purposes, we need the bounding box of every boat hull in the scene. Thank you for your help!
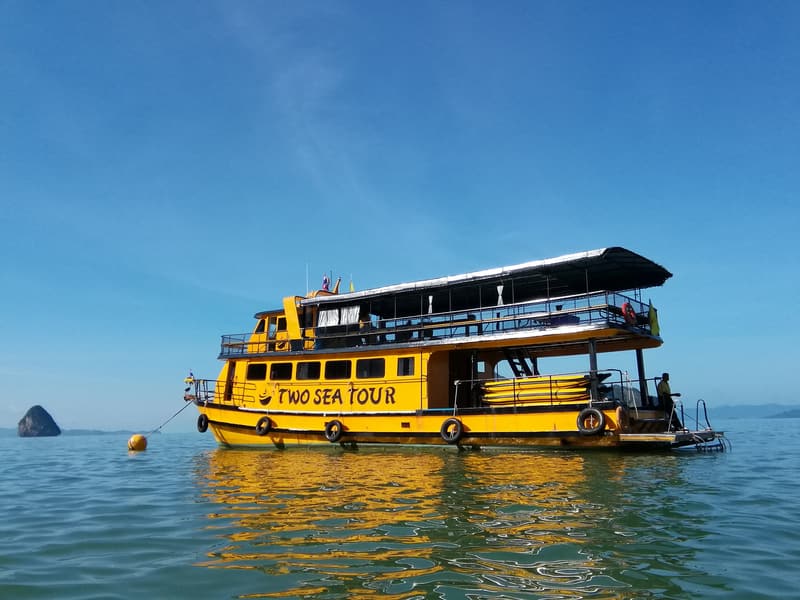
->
[194,401,720,450]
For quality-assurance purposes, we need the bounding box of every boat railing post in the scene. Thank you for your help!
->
[635,348,649,406]
[665,398,685,432]
[619,370,641,419]
[513,376,517,407]
[695,398,712,430]
[588,339,599,403]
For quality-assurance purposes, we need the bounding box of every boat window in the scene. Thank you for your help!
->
[276,317,287,332]
[254,319,266,334]
[267,317,277,339]
[397,357,415,376]
[270,362,292,380]
[475,360,491,379]
[297,361,321,380]
[246,363,267,380]
[356,358,385,379]
[325,360,351,380]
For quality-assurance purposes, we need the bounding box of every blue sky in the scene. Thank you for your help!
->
[1,1,798,431]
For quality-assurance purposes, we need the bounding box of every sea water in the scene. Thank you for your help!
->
[1,417,798,600]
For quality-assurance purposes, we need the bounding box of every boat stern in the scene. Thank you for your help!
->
[618,428,727,451]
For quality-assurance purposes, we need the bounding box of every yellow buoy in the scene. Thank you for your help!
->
[128,434,147,451]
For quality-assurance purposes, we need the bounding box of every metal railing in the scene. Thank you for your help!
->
[453,369,628,409]
[186,378,257,406]
[219,291,654,357]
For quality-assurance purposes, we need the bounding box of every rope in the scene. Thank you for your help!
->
[146,400,195,435]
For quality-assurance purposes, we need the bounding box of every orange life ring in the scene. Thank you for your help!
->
[621,302,637,325]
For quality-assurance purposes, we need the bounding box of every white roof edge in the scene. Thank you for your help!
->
[301,248,609,306]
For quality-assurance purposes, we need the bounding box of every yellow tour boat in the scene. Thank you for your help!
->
[185,247,725,451]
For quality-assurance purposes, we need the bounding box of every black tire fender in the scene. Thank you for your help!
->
[577,407,606,435]
[255,416,272,436]
[324,419,344,443]
[197,413,209,433]
[440,418,463,444]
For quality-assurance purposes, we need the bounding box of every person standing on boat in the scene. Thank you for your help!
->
[358,308,374,345]
[322,274,330,292]
[657,372,683,430]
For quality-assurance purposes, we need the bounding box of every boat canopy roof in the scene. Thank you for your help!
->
[267,247,671,319]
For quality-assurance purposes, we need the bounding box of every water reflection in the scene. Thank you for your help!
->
[196,448,449,598]
[193,448,723,599]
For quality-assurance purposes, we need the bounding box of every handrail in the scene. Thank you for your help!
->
[187,378,257,406]
[220,291,654,358]
[457,368,673,414]
[454,369,622,409]
[695,398,713,430]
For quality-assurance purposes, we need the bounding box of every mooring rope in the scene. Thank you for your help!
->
[146,400,195,435]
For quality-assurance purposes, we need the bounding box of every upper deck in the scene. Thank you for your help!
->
[219,247,671,358]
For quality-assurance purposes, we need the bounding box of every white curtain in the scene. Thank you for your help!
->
[318,309,340,327]
[340,305,360,325]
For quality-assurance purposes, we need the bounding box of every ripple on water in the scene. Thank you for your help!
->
[1,421,799,599]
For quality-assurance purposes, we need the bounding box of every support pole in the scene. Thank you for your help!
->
[636,348,649,407]
[588,340,599,402]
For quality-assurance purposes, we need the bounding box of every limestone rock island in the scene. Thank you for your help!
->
[18,405,61,437]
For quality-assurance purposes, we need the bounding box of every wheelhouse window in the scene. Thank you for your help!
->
[254,319,266,333]
[297,361,321,380]
[246,363,267,380]
[356,358,385,379]
[325,360,351,380]
[276,317,287,332]
[270,362,292,380]
[397,357,415,376]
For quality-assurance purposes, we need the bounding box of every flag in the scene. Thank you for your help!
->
[349,275,354,292]
[648,301,660,336]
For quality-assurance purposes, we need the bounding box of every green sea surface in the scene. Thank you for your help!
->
[1,417,797,599]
